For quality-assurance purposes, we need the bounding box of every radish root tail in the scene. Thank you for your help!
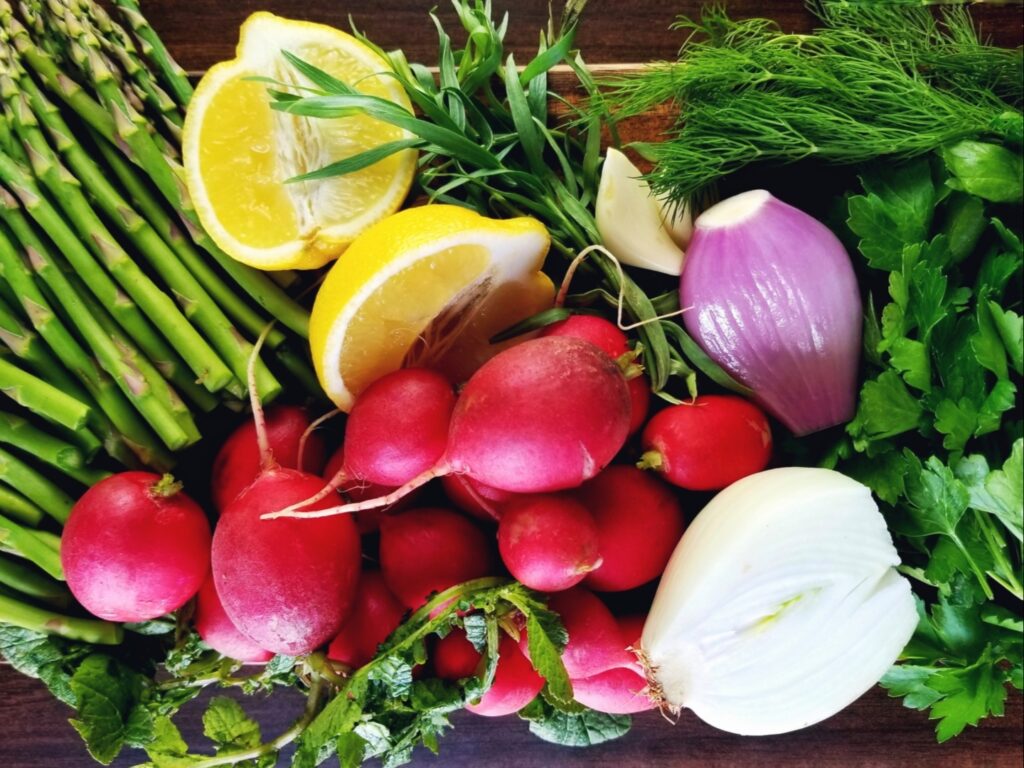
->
[248,323,276,472]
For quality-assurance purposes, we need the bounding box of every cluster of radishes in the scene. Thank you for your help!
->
[58,313,775,718]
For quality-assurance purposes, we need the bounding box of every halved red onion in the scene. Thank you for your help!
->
[680,190,862,436]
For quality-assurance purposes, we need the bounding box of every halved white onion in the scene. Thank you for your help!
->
[641,467,917,736]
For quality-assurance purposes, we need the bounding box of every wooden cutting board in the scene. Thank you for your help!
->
[2,1,1022,766]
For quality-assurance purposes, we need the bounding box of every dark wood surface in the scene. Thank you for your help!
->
[3,1,1024,766]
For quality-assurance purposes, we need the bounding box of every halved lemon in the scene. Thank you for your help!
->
[183,12,416,270]
[311,205,555,410]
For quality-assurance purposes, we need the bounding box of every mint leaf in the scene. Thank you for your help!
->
[942,141,1024,203]
[68,654,145,765]
[203,697,261,751]
[519,696,631,747]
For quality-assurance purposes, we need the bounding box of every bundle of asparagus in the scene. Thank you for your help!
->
[0,0,317,638]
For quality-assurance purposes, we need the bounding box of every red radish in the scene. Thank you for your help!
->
[441,474,513,522]
[468,635,545,717]
[212,468,361,655]
[521,588,633,680]
[344,368,455,487]
[571,666,654,714]
[380,508,494,609]
[540,315,649,434]
[497,494,601,592]
[266,337,631,521]
[640,395,772,490]
[323,446,400,534]
[327,571,407,669]
[617,614,646,650]
[276,368,454,519]
[627,376,651,436]
[61,472,210,622]
[194,574,273,663]
[575,466,685,592]
[211,405,325,511]
[539,314,629,356]
[433,627,485,680]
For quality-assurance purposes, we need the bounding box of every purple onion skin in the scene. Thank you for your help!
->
[680,190,862,436]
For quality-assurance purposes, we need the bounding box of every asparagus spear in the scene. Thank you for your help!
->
[0,187,194,453]
[4,11,311,338]
[5,70,280,402]
[0,446,74,524]
[0,290,95,409]
[112,0,192,109]
[63,0,182,129]
[0,485,43,527]
[0,411,110,486]
[0,511,62,577]
[91,135,323,396]
[0,592,122,644]
[1,106,238,402]
[0,555,70,606]
[0,215,170,468]
[0,355,90,432]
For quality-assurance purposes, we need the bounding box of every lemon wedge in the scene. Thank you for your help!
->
[182,12,416,270]
[310,205,554,410]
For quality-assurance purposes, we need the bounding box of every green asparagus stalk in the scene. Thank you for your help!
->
[0,511,62,578]
[4,13,311,338]
[0,289,96,407]
[0,485,43,527]
[65,267,202,447]
[1,97,239,401]
[32,528,60,553]
[63,0,182,128]
[112,0,192,108]
[0,355,90,432]
[5,71,280,402]
[91,135,323,395]
[0,554,70,606]
[0,446,74,524]
[0,187,194,454]
[0,215,170,468]
[0,411,110,486]
[0,592,122,643]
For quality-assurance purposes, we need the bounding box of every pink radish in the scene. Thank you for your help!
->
[379,508,495,609]
[520,587,633,679]
[472,634,545,717]
[433,627,486,681]
[639,395,772,490]
[344,368,455,486]
[61,472,210,622]
[194,573,273,663]
[574,465,685,592]
[540,314,650,434]
[571,666,653,714]
[211,334,362,655]
[441,474,513,522]
[212,469,361,655]
[571,612,653,714]
[328,571,407,669]
[267,336,631,521]
[211,405,325,510]
[497,494,601,592]
[274,368,454,519]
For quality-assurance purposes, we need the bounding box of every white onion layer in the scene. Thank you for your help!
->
[642,468,917,736]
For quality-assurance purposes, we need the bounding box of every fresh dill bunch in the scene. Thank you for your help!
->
[593,3,1023,205]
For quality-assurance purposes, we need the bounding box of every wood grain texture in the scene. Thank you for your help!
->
[1,664,1022,768]
[2,1,1023,766]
